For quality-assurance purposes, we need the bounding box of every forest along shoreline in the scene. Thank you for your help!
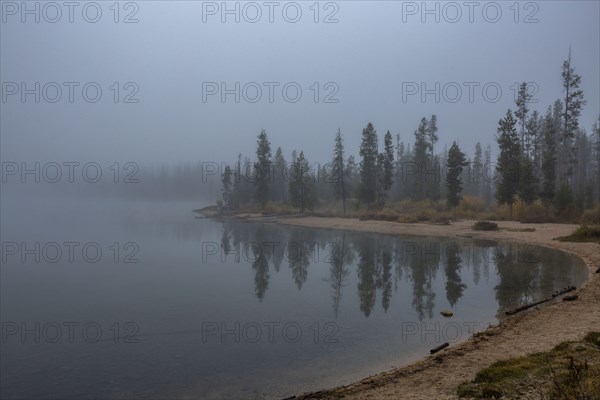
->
[197,211,600,400]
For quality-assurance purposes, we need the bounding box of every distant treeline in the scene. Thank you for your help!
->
[3,162,220,203]
[220,50,600,221]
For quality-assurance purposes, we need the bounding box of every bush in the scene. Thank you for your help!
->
[457,333,600,399]
[558,225,600,243]
[519,202,555,223]
[472,221,499,231]
[431,213,452,225]
[459,195,485,212]
[398,215,418,223]
[581,206,600,225]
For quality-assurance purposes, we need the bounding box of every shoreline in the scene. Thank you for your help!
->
[215,216,600,399]
[269,217,600,399]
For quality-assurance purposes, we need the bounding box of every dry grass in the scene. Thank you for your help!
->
[457,332,600,399]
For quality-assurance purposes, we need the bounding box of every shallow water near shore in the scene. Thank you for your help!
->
[1,197,588,399]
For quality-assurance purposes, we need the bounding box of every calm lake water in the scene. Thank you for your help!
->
[0,196,588,399]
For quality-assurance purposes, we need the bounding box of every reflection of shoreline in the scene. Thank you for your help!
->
[215,216,584,322]
[263,216,599,399]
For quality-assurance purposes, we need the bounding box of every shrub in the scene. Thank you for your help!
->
[519,202,555,223]
[472,221,499,231]
[398,215,418,223]
[581,206,600,225]
[431,213,451,225]
[459,195,485,212]
[457,333,600,399]
[558,225,600,243]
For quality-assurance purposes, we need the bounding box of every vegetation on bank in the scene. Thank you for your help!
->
[472,221,499,231]
[216,51,600,224]
[457,332,600,400]
[555,206,600,242]
[558,225,600,243]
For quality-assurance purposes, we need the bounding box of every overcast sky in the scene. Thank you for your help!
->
[2,1,599,166]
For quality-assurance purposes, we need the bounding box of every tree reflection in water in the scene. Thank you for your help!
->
[218,221,586,319]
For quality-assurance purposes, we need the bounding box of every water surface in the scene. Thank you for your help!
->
[0,196,588,399]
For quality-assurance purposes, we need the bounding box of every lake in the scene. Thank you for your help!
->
[0,196,588,399]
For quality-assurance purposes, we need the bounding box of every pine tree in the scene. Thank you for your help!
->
[332,128,348,215]
[345,155,358,201]
[359,122,378,209]
[514,82,531,149]
[472,142,483,197]
[221,165,233,208]
[483,144,493,207]
[519,156,538,205]
[288,151,314,213]
[560,48,586,187]
[540,108,557,207]
[526,110,541,163]
[376,130,395,208]
[254,129,272,207]
[514,82,538,205]
[272,146,287,202]
[496,110,521,220]
[412,117,429,200]
[427,114,439,158]
[383,130,395,194]
[446,141,468,209]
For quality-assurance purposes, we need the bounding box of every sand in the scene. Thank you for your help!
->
[273,218,600,400]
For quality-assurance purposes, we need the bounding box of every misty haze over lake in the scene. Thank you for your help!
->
[1,1,599,399]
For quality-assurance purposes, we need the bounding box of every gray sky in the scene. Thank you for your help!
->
[2,1,599,166]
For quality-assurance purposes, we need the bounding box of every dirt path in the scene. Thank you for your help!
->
[275,218,600,400]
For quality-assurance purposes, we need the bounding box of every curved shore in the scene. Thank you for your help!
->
[274,218,600,400]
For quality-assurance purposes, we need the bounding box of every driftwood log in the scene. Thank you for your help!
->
[505,298,550,315]
[430,342,449,354]
[552,285,576,297]
[505,285,577,315]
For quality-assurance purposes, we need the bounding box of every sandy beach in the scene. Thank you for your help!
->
[271,218,600,400]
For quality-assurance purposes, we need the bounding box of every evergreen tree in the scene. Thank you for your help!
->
[446,141,468,209]
[288,151,314,213]
[254,129,272,207]
[483,144,493,207]
[555,183,574,214]
[272,146,287,202]
[560,48,586,186]
[514,82,531,149]
[519,156,538,204]
[394,133,408,201]
[221,165,233,208]
[472,142,483,197]
[332,128,348,215]
[514,82,538,205]
[495,110,521,220]
[526,110,542,163]
[540,108,557,206]
[359,122,378,209]
[376,130,395,208]
[345,155,358,202]
[412,117,429,200]
[427,114,439,158]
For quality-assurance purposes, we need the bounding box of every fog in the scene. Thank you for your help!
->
[2,3,600,398]
[2,1,599,171]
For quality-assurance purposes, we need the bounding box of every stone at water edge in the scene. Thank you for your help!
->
[562,295,578,301]
[440,310,454,318]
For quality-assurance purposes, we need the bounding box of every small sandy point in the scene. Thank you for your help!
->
[275,218,600,400]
